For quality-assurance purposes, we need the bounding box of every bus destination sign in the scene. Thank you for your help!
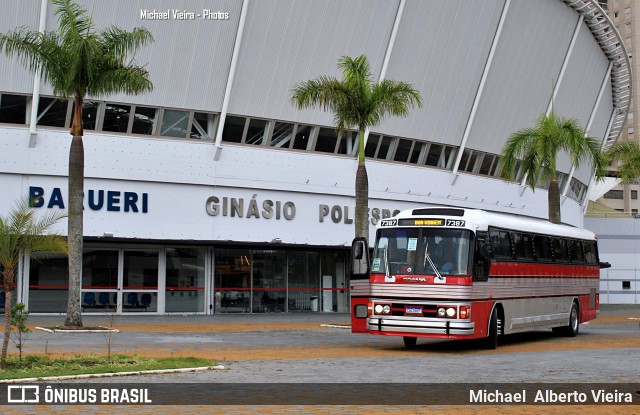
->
[397,218,466,227]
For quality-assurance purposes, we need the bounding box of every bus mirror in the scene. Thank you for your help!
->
[599,261,611,269]
[351,237,370,277]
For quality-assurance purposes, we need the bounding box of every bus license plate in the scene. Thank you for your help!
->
[405,306,423,315]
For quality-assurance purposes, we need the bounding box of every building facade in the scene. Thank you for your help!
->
[597,0,638,212]
[0,0,631,314]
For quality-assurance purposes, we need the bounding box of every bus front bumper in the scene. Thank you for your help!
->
[368,316,475,336]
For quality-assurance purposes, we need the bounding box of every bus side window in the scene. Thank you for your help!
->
[552,238,569,262]
[569,240,585,263]
[473,232,489,281]
[512,232,534,261]
[489,229,512,259]
[584,240,598,265]
[534,235,552,261]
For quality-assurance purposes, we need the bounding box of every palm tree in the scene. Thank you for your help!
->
[290,55,422,239]
[499,110,605,224]
[604,141,640,183]
[0,0,153,326]
[604,141,640,213]
[0,197,67,367]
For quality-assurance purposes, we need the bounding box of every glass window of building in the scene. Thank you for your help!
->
[0,94,28,124]
[252,250,287,313]
[102,103,131,133]
[365,134,380,158]
[160,109,189,138]
[81,249,119,311]
[165,247,205,313]
[82,250,118,288]
[442,146,456,169]
[375,136,393,159]
[245,118,268,145]
[426,144,444,167]
[221,115,246,143]
[123,250,158,312]
[336,131,358,156]
[37,97,69,127]
[409,142,424,164]
[287,252,320,311]
[315,128,338,153]
[190,112,215,139]
[28,253,69,313]
[393,139,412,162]
[214,248,251,313]
[270,122,294,148]
[292,125,313,150]
[131,106,157,135]
[479,154,495,175]
[464,151,480,173]
[489,155,500,176]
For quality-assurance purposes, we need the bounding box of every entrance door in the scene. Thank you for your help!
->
[121,250,159,313]
[213,248,251,313]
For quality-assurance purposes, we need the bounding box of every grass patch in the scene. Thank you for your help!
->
[0,355,215,380]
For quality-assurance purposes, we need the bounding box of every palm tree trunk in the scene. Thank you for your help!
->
[548,179,561,224]
[355,129,369,239]
[1,269,13,366]
[65,96,84,327]
[355,164,369,239]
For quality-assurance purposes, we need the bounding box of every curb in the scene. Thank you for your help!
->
[35,327,120,333]
[320,324,351,329]
[0,365,226,384]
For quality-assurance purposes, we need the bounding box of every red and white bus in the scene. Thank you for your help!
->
[350,207,607,349]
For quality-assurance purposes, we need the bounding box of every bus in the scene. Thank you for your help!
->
[350,207,608,349]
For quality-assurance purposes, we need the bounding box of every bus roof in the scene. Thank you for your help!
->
[392,208,596,241]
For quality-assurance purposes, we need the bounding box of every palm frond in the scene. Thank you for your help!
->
[369,80,422,124]
[0,28,48,72]
[89,65,153,96]
[53,0,93,37]
[605,141,640,184]
[100,26,153,62]
[0,197,67,275]
[290,76,345,111]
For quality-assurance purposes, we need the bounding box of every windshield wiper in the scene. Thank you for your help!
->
[423,242,444,281]
[384,244,391,278]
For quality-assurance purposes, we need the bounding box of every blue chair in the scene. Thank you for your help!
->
[140,293,152,310]
[83,292,96,307]
[98,292,110,307]
[127,292,139,307]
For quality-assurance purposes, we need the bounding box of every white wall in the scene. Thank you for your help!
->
[585,218,640,304]
[1,125,587,247]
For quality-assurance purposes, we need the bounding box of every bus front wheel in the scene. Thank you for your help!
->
[554,302,579,337]
[481,308,498,350]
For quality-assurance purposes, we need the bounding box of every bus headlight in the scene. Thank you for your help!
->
[374,304,391,315]
[437,306,457,318]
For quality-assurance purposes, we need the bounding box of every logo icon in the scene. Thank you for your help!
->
[7,386,40,403]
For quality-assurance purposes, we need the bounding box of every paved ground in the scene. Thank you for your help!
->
[3,305,640,414]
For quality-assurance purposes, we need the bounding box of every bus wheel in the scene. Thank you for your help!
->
[555,302,579,337]
[481,308,498,350]
[403,336,417,349]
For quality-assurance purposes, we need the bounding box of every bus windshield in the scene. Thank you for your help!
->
[371,228,472,276]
